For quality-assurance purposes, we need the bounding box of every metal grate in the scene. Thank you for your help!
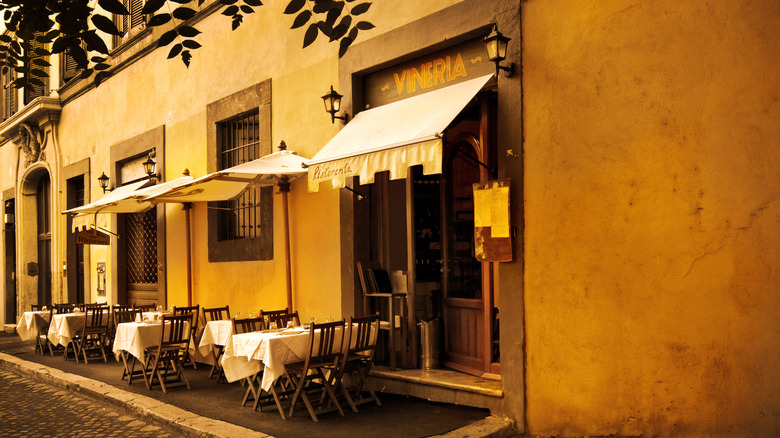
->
[126,209,158,284]
[217,110,262,240]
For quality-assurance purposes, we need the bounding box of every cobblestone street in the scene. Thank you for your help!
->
[0,369,178,438]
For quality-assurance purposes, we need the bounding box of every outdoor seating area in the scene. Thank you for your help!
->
[14,303,384,423]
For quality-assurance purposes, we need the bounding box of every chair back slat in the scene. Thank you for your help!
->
[308,320,345,363]
[113,308,142,325]
[260,308,289,325]
[232,317,265,334]
[204,305,230,322]
[160,314,192,347]
[174,305,200,330]
[85,304,109,328]
[266,311,299,328]
[350,314,379,356]
[55,303,79,314]
[133,303,156,312]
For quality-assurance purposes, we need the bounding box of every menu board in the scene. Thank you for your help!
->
[473,179,512,262]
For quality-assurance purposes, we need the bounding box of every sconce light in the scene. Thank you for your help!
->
[483,25,513,77]
[142,153,156,180]
[322,85,349,124]
[97,171,112,193]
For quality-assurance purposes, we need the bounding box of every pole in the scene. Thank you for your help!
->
[183,202,192,307]
[279,180,293,311]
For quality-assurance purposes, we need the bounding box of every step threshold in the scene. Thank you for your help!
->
[370,365,503,398]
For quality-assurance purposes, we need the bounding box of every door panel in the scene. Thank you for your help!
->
[442,130,486,375]
[125,209,159,306]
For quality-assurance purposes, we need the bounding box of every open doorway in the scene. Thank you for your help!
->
[355,91,499,377]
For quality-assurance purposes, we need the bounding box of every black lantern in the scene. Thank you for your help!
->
[483,26,513,77]
[142,154,156,179]
[97,171,111,193]
[322,85,348,124]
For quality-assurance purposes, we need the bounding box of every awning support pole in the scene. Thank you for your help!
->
[279,180,293,311]
[183,202,193,307]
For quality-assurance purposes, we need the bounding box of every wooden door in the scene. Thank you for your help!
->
[125,208,159,306]
[36,174,52,306]
[441,130,487,375]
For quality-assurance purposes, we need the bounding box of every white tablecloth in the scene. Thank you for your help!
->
[16,311,51,341]
[197,320,233,358]
[221,327,345,391]
[47,313,84,347]
[112,321,194,365]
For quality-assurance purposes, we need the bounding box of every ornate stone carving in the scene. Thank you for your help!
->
[19,122,46,165]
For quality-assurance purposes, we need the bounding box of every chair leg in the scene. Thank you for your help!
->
[242,374,259,407]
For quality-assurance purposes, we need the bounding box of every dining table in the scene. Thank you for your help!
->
[112,319,194,385]
[197,319,233,367]
[16,310,52,341]
[47,312,85,352]
[221,326,343,392]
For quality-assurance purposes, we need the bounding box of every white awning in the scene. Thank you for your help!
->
[62,176,194,215]
[307,73,494,192]
[71,213,108,232]
[146,149,309,203]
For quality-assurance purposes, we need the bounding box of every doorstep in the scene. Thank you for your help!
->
[368,366,503,412]
[3,324,15,334]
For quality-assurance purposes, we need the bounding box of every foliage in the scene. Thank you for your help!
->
[0,0,373,91]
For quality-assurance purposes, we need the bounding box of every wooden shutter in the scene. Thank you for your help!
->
[24,37,49,104]
[2,67,16,120]
[61,52,80,84]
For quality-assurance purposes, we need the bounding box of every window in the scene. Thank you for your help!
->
[113,0,147,48]
[217,111,263,240]
[1,65,16,120]
[24,36,49,104]
[60,49,83,84]
[206,81,273,262]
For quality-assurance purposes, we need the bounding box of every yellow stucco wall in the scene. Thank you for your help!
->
[523,0,780,435]
[51,0,462,318]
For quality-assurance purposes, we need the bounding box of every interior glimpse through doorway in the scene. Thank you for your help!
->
[355,92,499,378]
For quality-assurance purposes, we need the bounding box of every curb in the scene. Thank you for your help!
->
[0,349,515,438]
[0,351,272,438]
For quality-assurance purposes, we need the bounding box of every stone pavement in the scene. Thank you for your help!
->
[0,369,177,438]
[0,332,516,437]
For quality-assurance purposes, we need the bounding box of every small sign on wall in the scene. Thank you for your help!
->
[473,179,512,262]
[96,262,106,297]
[76,229,111,245]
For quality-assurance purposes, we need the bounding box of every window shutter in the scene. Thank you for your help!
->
[130,0,146,28]
[24,38,49,104]
[61,52,80,83]
[2,67,17,120]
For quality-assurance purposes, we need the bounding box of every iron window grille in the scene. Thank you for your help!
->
[217,110,262,240]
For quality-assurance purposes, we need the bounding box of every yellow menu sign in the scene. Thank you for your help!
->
[473,179,512,262]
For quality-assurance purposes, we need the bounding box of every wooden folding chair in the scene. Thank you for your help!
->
[54,303,78,314]
[174,305,200,368]
[231,317,268,407]
[113,308,144,384]
[260,308,289,326]
[77,304,110,363]
[202,305,231,379]
[266,311,300,329]
[332,314,382,412]
[204,305,230,322]
[133,303,156,312]
[143,314,192,393]
[283,319,346,422]
[35,307,54,356]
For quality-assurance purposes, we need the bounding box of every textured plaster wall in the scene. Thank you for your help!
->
[52,1,463,317]
[523,0,780,435]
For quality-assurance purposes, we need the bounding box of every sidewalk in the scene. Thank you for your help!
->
[0,332,515,437]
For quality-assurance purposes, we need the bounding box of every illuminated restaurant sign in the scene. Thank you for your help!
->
[363,38,494,108]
